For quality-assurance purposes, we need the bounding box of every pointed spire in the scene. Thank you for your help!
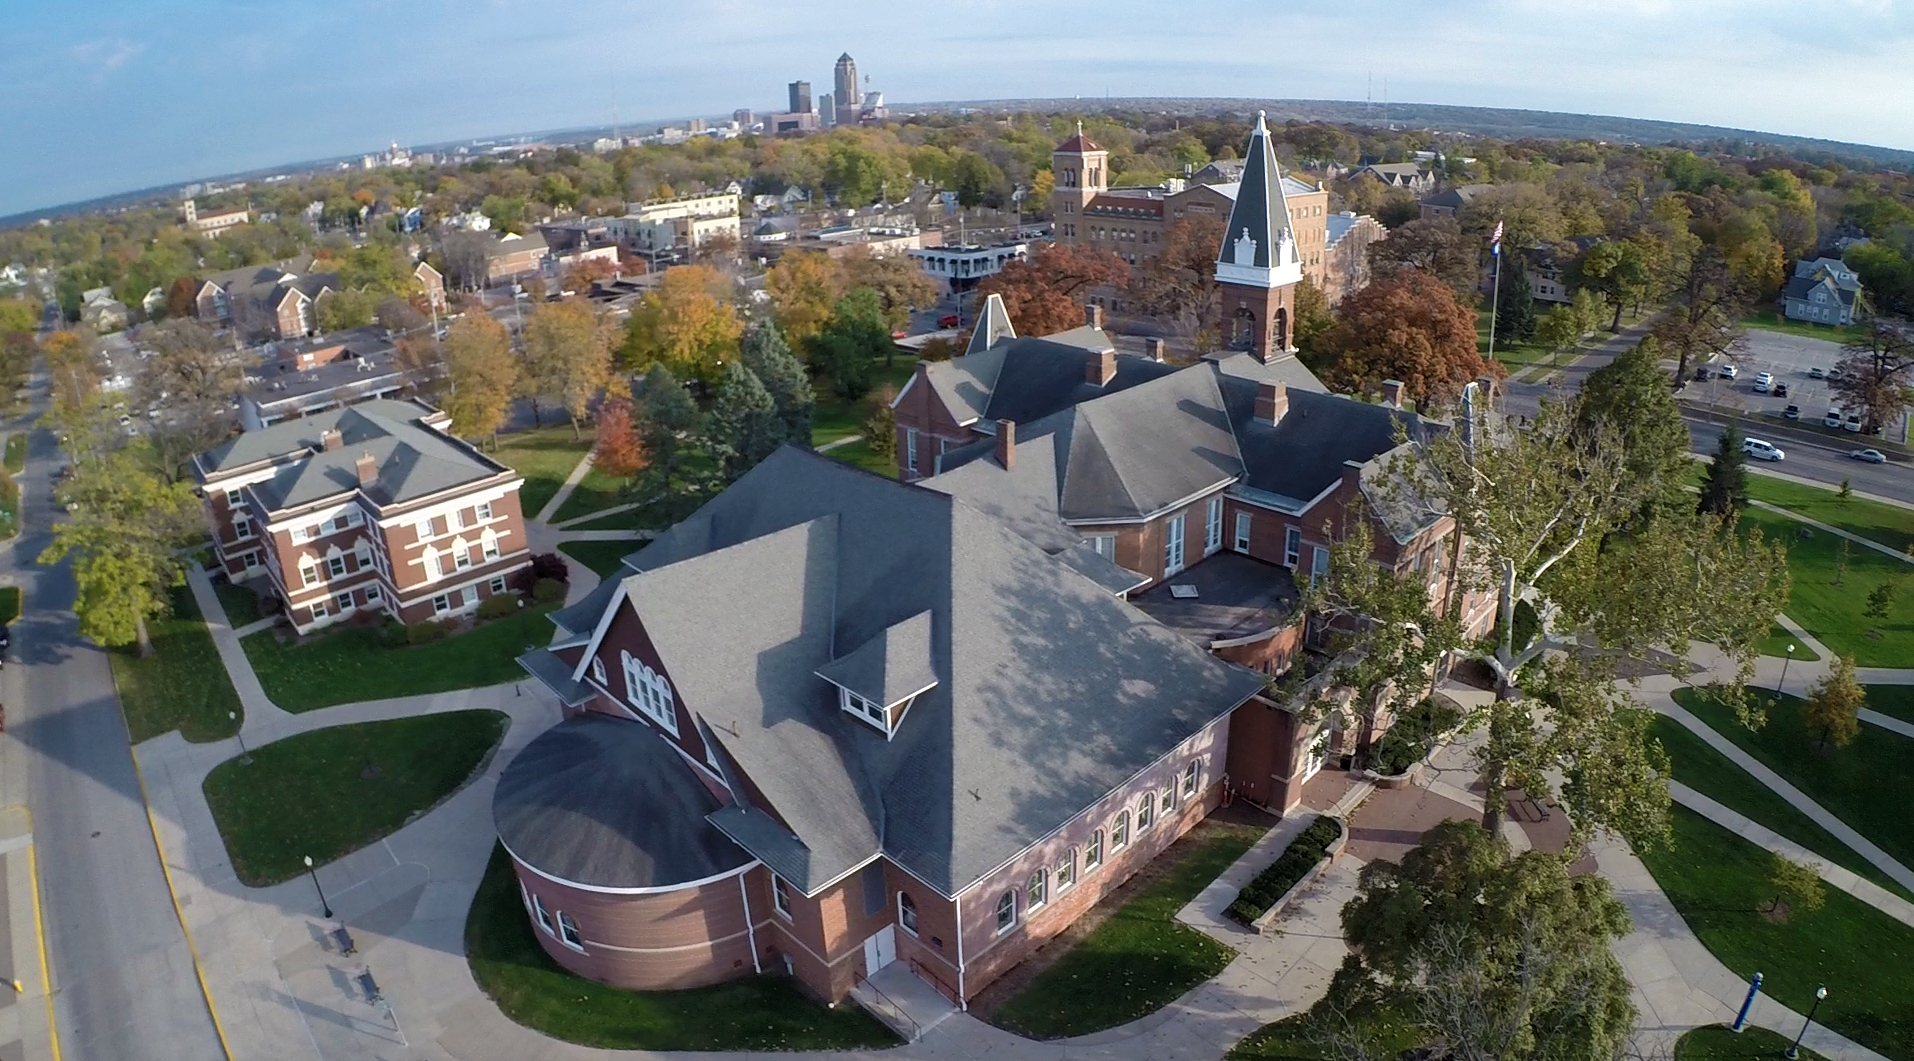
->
[1214,110,1301,289]
[965,293,1016,356]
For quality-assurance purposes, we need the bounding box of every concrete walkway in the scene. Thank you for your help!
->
[532,449,596,524]
[1750,497,1914,566]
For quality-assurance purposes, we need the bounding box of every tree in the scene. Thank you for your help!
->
[972,242,1128,338]
[394,334,447,403]
[1652,245,1752,387]
[1832,319,1914,434]
[702,361,782,484]
[1803,655,1864,750]
[38,442,202,655]
[807,289,890,401]
[591,398,648,478]
[524,299,616,439]
[376,296,427,334]
[740,320,815,447]
[636,365,703,497]
[1291,276,1336,363]
[950,151,1009,209]
[842,249,941,344]
[0,298,38,336]
[441,314,518,444]
[1334,820,1636,1061]
[1697,421,1749,517]
[1576,337,1694,513]
[1319,270,1491,409]
[314,287,378,333]
[765,251,846,347]
[336,243,419,297]
[1492,257,1537,345]
[562,257,620,295]
[617,264,741,384]
[1866,579,1897,633]
[1368,216,1481,303]
[862,386,898,461]
[1767,854,1827,919]
[1570,240,1651,330]
[136,319,243,479]
[1129,215,1227,339]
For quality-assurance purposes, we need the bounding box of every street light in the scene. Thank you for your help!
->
[1776,644,1797,702]
[304,855,333,919]
[231,711,251,765]
[1785,985,1828,1060]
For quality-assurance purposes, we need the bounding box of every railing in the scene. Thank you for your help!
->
[851,969,922,1042]
[908,957,963,1007]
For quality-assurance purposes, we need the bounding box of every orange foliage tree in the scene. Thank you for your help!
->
[971,241,1128,338]
[1319,269,1497,410]
[592,398,649,477]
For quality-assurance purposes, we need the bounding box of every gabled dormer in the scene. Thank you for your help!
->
[814,610,937,739]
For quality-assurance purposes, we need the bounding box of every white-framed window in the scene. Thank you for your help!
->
[557,910,584,951]
[482,534,501,561]
[291,524,311,544]
[365,585,381,602]
[1027,868,1048,910]
[1057,848,1077,891]
[532,894,554,935]
[432,593,451,614]
[233,515,253,541]
[1183,760,1200,796]
[309,600,329,620]
[1085,829,1104,871]
[995,891,1016,934]
[898,892,919,936]
[424,550,442,580]
[490,576,508,594]
[1205,497,1223,555]
[591,656,607,684]
[1284,526,1301,568]
[620,650,679,734]
[225,487,243,506]
[772,874,794,919]
[1112,810,1130,850]
[905,427,919,476]
[455,545,473,570]
[1164,514,1186,575]
[300,563,318,587]
[448,508,465,532]
[1311,545,1331,586]
[334,592,353,612]
[1234,512,1252,553]
[1137,792,1156,832]
[518,880,533,913]
[416,518,435,541]
[242,551,260,569]
[1086,534,1116,560]
[328,555,347,578]
[1162,780,1178,814]
[355,545,372,570]
[477,501,494,521]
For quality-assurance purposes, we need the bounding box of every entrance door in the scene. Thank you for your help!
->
[863,924,897,975]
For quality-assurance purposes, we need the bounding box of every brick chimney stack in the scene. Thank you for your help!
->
[995,419,1016,471]
[1381,379,1405,410]
[355,452,378,488]
[1255,380,1289,426]
[1085,303,1103,330]
[1146,337,1166,363]
[1086,349,1117,386]
[320,428,343,451]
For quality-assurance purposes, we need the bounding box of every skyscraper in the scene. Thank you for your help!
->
[833,53,859,126]
[788,80,812,115]
[819,94,835,128]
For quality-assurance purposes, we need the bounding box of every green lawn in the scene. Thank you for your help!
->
[491,426,593,521]
[1745,306,1857,343]
[824,438,897,478]
[240,603,558,712]
[0,585,18,624]
[1737,505,1913,665]
[2,432,23,473]
[1649,715,1912,901]
[204,711,506,886]
[549,461,632,525]
[811,362,916,446]
[987,819,1270,1039]
[109,585,243,743]
[1229,999,1419,1061]
[1862,685,1914,725]
[1639,806,1914,1059]
[1753,624,1820,662]
[466,844,895,1051]
[1673,686,1914,876]
[1675,1025,1828,1061]
[213,579,264,627]
[1743,471,1914,554]
[558,539,638,579]
[562,506,651,531]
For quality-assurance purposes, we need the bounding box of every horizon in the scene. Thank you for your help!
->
[3,0,1912,218]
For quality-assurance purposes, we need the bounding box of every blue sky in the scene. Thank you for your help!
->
[2,0,1910,217]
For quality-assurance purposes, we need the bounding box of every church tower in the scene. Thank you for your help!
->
[1215,112,1304,362]
[1050,123,1106,242]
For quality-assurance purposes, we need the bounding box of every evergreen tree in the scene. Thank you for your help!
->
[636,365,701,496]
[741,320,816,448]
[805,289,889,401]
[1493,257,1537,344]
[703,361,783,484]
[1698,420,1749,517]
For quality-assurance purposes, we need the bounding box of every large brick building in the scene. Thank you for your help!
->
[192,399,533,634]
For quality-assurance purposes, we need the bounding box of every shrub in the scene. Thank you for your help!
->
[531,552,570,582]
[532,578,567,603]
[1369,697,1465,777]
[1225,816,1344,925]
[477,595,520,621]
[379,622,410,648]
[405,620,452,645]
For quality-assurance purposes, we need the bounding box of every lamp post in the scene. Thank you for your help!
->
[231,711,251,765]
[1776,643,1796,702]
[304,855,332,919]
[1786,985,1828,1059]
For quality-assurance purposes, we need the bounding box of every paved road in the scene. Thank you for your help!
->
[1,381,224,1060]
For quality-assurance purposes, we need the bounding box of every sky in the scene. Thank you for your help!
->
[1,0,1911,218]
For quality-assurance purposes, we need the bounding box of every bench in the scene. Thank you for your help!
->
[332,926,356,956]
[357,969,383,1006]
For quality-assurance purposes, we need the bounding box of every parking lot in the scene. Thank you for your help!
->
[1685,327,1910,437]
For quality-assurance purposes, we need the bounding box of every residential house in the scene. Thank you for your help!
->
[1419,184,1494,221]
[1782,257,1862,325]
[485,232,550,286]
[1352,163,1435,193]
[194,255,340,341]
[193,399,532,633]
[415,261,447,314]
[79,287,130,332]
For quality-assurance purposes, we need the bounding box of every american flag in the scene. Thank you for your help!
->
[1491,220,1504,257]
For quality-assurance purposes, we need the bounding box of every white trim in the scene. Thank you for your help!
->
[501,836,760,895]
[888,373,918,409]
[570,581,633,682]
[1061,480,1233,527]
[739,874,762,973]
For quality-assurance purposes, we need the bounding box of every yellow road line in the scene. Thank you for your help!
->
[26,839,61,1061]
[128,755,236,1061]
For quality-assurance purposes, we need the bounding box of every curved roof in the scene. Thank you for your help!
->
[494,713,752,890]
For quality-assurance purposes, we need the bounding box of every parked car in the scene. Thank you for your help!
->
[1825,408,1845,428]
[1851,448,1888,464]
[1846,413,1864,433]
[937,313,960,328]
[1783,404,1802,420]
[1743,438,1785,461]
[1808,365,1827,380]
[1753,372,1774,393]
[1773,382,1789,397]
[1719,363,1739,379]
[1693,366,1710,381]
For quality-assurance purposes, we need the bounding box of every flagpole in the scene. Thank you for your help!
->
[1487,231,1503,362]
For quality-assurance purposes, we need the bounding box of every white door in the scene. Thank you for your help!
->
[863,924,897,974]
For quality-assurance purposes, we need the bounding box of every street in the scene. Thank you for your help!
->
[0,374,224,1061]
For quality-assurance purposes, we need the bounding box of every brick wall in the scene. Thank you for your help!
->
[891,362,985,480]
[509,856,757,990]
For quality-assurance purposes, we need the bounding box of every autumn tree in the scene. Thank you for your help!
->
[0,298,38,336]
[441,314,518,444]
[972,242,1128,338]
[394,334,447,403]
[1653,245,1753,386]
[617,264,741,384]
[842,248,941,342]
[1129,215,1227,339]
[165,277,200,319]
[562,257,620,295]
[1832,318,1914,434]
[1319,270,1490,409]
[862,386,898,462]
[1366,216,1481,302]
[591,398,648,478]
[524,299,617,439]
[1291,277,1336,364]
[136,319,243,479]
[740,320,815,447]
[765,251,847,347]
[1766,854,1826,920]
[1803,655,1864,750]
[315,288,379,333]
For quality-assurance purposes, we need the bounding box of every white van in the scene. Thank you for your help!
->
[1742,438,1785,462]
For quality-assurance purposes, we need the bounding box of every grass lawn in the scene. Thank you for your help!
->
[0,471,17,539]
[811,361,916,446]
[1675,1025,1829,1061]
[1753,624,1820,661]
[1737,505,1913,665]
[466,844,895,1051]
[109,585,243,743]
[2,432,22,473]
[204,711,506,886]
[1862,685,1914,725]
[1745,306,1857,343]
[1229,998,1419,1061]
[1639,806,1914,1059]
[213,579,264,627]
[241,603,558,712]
[1673,686,1914,876]
[491,426,593,521]
[986,818,1270,1039]
[558,539,638,579]
[0,585,18,624]
[562,506,649,531]
[1649,715,1912,901]
[824,438,897,478]
[549,460,632,525]
[1742,471,1914,554]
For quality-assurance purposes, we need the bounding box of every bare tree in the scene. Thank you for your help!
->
[1832,318,1914,434]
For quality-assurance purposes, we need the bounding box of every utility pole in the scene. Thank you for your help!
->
[1487,220,1504,363]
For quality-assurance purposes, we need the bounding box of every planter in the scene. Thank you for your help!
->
[1224,815,1346,931]
[1248,826,1347,934]
[1363,762,1423,789]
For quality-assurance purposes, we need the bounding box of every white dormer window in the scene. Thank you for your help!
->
[840,687,890,731]
[620,650,679,735]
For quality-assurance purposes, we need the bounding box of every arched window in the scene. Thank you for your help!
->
[898,892,919,936]
[1274,306,1291,352]
[1138,791,1156,832]
[995,891,1016,933]
[1112,810,1130,850]
[1232,307,1256,350]
[1057,847,1077,891]
[1027,867,1048,909]
[1085,829,1104,870]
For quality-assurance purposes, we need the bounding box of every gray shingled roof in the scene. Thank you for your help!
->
[920,334,1179,431]
[196,399,509,510]
[495,712,753,889]
[816,610,938,707]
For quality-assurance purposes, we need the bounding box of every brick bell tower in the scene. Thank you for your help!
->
[1050,122,1106,243]
[1215,111,1305,362]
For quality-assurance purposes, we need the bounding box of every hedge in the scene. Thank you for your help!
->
[1225,816,1343,925]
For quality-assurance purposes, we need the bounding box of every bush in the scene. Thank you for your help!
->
[532,578,567,603]
[379,622,410,648]
[513,553,571,595]
[1369,697,1464,777]
[1225,816,1344,925]
[406,620,452,645]
[477,595,520,621]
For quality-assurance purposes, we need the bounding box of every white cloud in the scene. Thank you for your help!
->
[70,37,143,71]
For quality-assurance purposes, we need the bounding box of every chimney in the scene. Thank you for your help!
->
[1085,303,1103,330]
[995,419,1016,472]
[1086,349,1117,386]
[320,428,343,451]
[1255,380,1289,426]
[1381,379,1405,410]
[1146,337,1166,363]
[355,452,378,488]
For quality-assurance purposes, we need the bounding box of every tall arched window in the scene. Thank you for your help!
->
[1027,867,1048,910]
[1137,791,1156,832]
[898,892,919,936]
[1274,306,1291,352]
[1112,810,1130,850]
[995,891,1016,934]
